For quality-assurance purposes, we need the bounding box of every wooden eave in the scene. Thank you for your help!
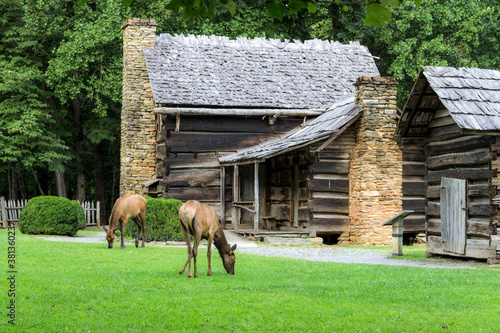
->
[154,107,325,117]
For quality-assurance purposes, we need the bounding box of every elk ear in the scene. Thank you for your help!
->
[230,244,237,253]
[102,226,109,231]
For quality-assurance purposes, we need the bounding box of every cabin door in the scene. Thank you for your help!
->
[440,177,467,254]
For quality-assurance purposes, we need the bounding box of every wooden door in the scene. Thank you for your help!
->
[440,177,467,254]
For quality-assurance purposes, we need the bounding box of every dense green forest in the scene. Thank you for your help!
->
[0,0,498,219]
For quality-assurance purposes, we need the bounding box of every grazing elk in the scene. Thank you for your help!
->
[179,200,237,278]
[103,194,147,249]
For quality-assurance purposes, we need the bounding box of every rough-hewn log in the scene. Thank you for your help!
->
[403,198,425,213]
[309,217,350,232]
[307,179,349,193]
[426,168,493,183]
[165,115,303,133]
[427,124,462,142]
[425,135,490,156]
[165,169,221,187]
[311,161,350,175]
[167,131,274,153]
[403,163,425,176]
[403,181,425,196]
[310,198,349,214]
[426,148,491,170]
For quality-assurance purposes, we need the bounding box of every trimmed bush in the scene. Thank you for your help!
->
[19,196,85,236]
[125,197,183,242]
[71,201,87,230]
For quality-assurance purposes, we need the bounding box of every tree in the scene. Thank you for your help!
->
[374,0,500,106]
[86,0,423,28]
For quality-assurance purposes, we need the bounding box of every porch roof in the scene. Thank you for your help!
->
[219,97,361,164]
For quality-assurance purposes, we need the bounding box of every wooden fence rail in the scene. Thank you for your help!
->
[0,197,100,228]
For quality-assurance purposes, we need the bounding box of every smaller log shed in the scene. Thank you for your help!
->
[395,66,500,263]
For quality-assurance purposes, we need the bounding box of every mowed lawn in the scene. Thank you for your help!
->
[2,229,500,332]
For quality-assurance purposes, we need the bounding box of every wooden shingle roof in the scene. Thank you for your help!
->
[219,97,361,164]
[396,66,500,139]
[143,34,379,110]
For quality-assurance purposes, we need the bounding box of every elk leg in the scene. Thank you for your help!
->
[140,210,146,248]
[120,220,126,249]
[192,232,202,278]
[133,217,141,248]
[179,223,192,277]
[206,235,214,276]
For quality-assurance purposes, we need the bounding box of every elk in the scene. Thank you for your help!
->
[102,194,147,249]
[179,200,236,278]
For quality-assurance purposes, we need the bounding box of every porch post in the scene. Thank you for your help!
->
[220,166,226,229]
[254,162,260,235]
[232,165,239,232]
[293,164,299,228]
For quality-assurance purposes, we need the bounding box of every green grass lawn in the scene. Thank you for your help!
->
[2,229,499,332]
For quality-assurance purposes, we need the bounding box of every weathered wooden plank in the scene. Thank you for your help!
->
[310,198,349,214]
[468,203,495,216]
[427,218,441,235]
[309,217,350,232]
[403,198,425,213]
[403,162,426,177]
[427,202,440,217]
[403,215,425,232]
[441,177,466,254]
[165,115,303,134]
[403,181,425,196]
[427,123,462,142]
[467,220,494,238]
[164,153,220,169]
[165,187,230,201]
[426,168,493,183]
[427,148,491,170]
[307,179,349,193]
[165,169,221,187]
[403,150,425,162]
[425,135,490,156]
[468,184,492,197]
[167,131,275,152]
[427,236,494,259]
[312,160,350,175]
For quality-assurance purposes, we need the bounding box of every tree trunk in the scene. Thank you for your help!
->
[54,170,67,197]
[9,170,19,200]
[75,173,85,202]
[31,168,46,196]
[93,142,106,223]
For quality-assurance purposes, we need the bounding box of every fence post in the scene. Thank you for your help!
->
[1,197,7,228]
[96,201,101,228]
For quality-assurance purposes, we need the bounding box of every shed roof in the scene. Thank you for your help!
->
[219,97,361,164]
[396,66,500,138]
[143,34,379,110]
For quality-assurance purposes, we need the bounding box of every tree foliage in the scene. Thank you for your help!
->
[374,0,500,106]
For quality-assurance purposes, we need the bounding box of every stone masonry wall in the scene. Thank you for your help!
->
[348,77,402,245]
[120,19,158,196]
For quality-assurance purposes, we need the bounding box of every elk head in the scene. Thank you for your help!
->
[102,226,116,249]
[222,244,237,275]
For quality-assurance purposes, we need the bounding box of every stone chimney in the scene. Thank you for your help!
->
[120,18,158,196]
[349,77,402,245]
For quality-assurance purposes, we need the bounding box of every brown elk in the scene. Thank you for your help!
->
[102,194,147,249]
[179,200,237,278]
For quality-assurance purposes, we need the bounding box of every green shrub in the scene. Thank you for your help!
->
[125,197,183,242]
[71,201,87,230]
[19,196,85,236]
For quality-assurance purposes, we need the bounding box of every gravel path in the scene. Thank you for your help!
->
[40,231,479,269]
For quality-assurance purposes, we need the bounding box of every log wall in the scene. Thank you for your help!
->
[159,113,304,222]
[307,127,355,237]
[401,138,426,233]
[424,106,496,259]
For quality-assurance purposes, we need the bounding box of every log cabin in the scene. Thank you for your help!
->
[395,66,500,263]
[120,18,410,245]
